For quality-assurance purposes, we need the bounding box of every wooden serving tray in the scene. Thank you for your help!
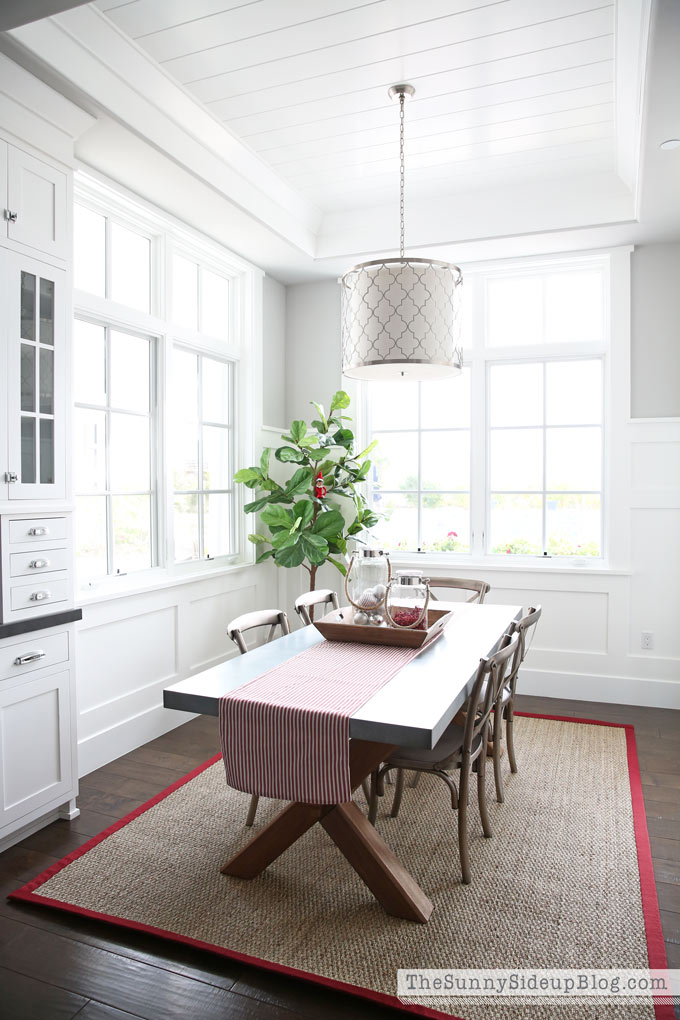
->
[313,605,454,648]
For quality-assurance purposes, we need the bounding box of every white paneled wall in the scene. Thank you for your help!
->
[76,563,283,776]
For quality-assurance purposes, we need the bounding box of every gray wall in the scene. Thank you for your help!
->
[285,279,342,421]
[631,242,680,418]
[262,274,287,428]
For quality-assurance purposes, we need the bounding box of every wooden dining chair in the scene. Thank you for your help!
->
[429,576,491,603]
[226,609,291,826]
[368,634,518,884]
[294,588,339,626]
[490,605,542,803]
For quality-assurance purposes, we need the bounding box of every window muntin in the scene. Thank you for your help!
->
[171,253,230,339]
[74,203,152,313]
[171,346,234,563]
[369,373,472,554]
[74,319,156,579]
[364,259,608,562]
[488,358,603,557]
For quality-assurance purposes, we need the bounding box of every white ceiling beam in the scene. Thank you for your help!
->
[8,5,322,256]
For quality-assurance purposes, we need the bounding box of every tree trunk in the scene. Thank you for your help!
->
[308,564,317,620]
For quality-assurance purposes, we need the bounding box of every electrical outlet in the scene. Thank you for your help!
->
[641,632,654,650]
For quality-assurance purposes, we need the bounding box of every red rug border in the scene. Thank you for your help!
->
[8,712,674,1020]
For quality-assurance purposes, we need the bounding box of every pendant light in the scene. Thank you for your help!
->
[341,84,463,381]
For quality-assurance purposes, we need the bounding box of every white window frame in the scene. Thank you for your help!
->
[73,172,261,595]
[358,249,631,572]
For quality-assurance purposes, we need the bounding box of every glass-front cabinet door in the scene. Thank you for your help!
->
[5,251,66,499]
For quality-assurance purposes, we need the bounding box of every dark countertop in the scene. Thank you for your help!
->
[0,607,83,641]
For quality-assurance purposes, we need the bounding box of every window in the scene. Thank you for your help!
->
[364,258,608,561]
[72,176,254,587]
[171,347,234,562]
[74,321,156,578]
[369,372,471,553]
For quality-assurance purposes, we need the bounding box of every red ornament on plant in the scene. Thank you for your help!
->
[315,470,327,498]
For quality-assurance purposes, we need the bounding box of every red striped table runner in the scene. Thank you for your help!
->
[219,637,434,805]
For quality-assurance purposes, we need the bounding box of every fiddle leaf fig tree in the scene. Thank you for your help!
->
[234,391,379,591]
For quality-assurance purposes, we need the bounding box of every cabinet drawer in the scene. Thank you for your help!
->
[9,548,69,578]
[0,630,70,682]
[9,578,69,614]
[8,518,67,545]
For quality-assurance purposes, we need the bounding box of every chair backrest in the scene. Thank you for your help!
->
[227,609,290,656]
[503,605,542,695]
[462,634,519,757]
[429,577,491,604]
[295,588,339,626]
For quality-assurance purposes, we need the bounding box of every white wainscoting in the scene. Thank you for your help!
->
[76,562,283,776]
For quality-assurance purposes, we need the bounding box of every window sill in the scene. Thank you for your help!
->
[388,553,630,577]
[76,558,256,606]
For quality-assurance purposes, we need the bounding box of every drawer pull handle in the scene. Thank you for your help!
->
[29,559,49,569]
[30,590,52,601]
[29,527,49,536]
[14,651,46,666]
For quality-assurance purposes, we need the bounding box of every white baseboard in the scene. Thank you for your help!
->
[78,702,199,777]
[518,668,680,709]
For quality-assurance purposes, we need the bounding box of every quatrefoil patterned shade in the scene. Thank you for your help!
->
[341,258,463,380]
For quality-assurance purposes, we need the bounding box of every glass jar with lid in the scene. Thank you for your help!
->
[345,547,391,625]
[385,572,431,630]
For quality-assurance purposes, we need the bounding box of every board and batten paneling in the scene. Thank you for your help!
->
[76,564,282,776]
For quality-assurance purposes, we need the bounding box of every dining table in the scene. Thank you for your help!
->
[163,600,522,924]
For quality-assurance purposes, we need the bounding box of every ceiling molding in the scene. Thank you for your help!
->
[8,4,322,255]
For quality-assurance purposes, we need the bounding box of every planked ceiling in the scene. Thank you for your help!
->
[94,0,618,215]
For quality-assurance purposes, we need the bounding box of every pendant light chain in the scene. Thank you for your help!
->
[399,91,405,259]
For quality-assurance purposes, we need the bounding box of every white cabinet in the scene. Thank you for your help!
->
[0,627,78,851]
[0,249,67,500]
[1,140,68,262]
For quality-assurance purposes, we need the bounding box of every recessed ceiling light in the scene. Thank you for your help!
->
[659,138,680,150]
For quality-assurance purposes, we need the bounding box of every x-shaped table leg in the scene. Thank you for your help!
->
[221,739,433,924]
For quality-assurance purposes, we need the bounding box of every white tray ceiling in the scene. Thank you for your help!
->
[96,0,618,213]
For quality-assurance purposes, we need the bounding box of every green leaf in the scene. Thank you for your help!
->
[333,428,354,449]
[272,530,298,550]
[305,447,327,461]
[244,496,272,513]
[330,390,351,412]
[328,556,347,576]
[299,532,329,565]
[356,439,377,460]
[260,447,270,476]
[312,508,345,539]
[261,504,294,528]
[356,460,371,480]
[275,542,306,568]
[293,500,314,527]
[289,420,307,444]
[310,402,327,430]
[285,466,314,496]
[310,420,325,433]
[256,548,275,563]
[248,533,268,544]
[275,446,305,464]
[298,436,318,449]
[234,467,260,484]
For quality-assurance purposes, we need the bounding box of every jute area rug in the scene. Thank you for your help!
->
[10,714,671,1020]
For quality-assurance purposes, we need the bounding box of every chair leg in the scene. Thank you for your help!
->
[368,769,380,825]
[493,704,504,804]
[245,794,259,827]
[410,771,422,789]
[506,703,518,774]
[477,726,493,839]
[391,767,406,818]
[361,778,371,804]
[458,760,471,885]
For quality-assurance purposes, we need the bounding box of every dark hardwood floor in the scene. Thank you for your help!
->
[1,695,679,1020]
